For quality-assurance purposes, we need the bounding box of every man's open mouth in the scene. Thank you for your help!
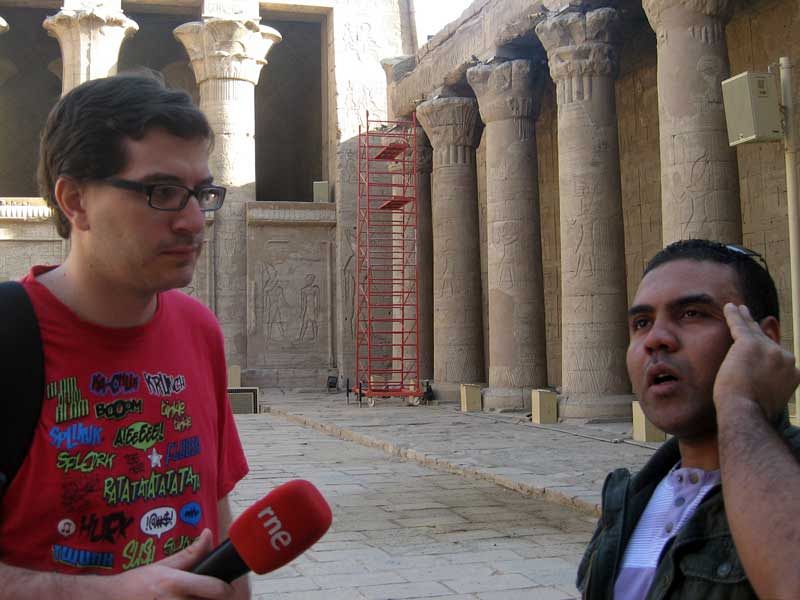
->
[647,365,680,388]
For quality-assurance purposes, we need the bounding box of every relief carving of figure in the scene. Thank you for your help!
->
[342,227,356,337]
[298,273,320,342]
[495,220,520,290]
[262,263,289,342]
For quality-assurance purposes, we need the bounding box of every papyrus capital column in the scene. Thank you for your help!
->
[643,0,741,244]
[175,18,281,185]
[536,8,631,417]
[467,59,548,409]
[175,17,281,366]
[43,2,138,94]
[416,98,485,393]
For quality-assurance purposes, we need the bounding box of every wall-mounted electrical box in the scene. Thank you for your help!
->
[721,71,783,146]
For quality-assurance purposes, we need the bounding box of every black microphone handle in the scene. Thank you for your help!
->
[190,539,250,583]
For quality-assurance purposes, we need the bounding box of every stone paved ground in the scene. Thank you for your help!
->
[231,414,598,600]
[262,391,661,515]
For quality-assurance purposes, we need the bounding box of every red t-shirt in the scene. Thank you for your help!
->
[0,266,249,574]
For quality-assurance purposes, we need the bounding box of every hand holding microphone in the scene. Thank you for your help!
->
[191,479,333,582]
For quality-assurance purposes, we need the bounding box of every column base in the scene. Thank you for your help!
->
[558,393,634,420]
[483,387,532,412]
[431,381,470,402]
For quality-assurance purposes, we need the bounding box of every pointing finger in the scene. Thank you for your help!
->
[737,304,764,334]
[724,302,750,340]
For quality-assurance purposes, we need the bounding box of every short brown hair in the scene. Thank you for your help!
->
[37,73,212,238]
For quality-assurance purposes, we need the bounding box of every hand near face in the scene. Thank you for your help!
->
[713,303,800,421]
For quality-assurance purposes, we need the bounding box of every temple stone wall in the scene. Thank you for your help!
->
[245,202,336,388]
[617,21,662,305]
[477,131,489,381]
[0,209,64,280]
[728,0,800,350]
[536,80,561,388]
[2,0,798,395]
[331,0,408,384]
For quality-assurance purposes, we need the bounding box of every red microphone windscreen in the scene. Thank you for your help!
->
[228,479,333,574]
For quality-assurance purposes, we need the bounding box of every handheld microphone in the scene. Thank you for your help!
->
[191,479,333,582]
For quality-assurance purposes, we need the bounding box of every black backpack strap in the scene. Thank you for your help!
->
[0,281,44,497]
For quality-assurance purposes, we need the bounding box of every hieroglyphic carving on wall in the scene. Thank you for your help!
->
[246,201,335,387]
[617,34,662,305]
[727,1,799,350]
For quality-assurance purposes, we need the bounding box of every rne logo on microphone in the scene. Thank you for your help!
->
[256,506,292,550]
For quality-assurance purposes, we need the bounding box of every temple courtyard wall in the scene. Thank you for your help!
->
[0,0,798,417]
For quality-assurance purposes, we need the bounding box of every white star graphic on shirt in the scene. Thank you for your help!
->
[147,447,163,469]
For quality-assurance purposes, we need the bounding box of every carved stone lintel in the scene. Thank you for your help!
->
[467,59,544,124]
[535,8,621,83]
[43,9,138,93]
[642,0,735,27]
[202,0,260,21]
[174,18,281,86]
[415,97,481,151]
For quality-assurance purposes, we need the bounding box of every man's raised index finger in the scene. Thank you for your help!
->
[723,302,752,338]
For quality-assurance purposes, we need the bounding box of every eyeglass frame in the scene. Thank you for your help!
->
[724,243,770,273]
[100,177,226,212]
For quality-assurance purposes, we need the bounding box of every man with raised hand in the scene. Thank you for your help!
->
[578,239,800,600]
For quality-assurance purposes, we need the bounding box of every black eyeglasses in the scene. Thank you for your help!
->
[101,177,226,212]
[726,243,770,273]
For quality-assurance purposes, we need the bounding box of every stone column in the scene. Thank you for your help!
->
[467,59,549,410]
[643,0,740,244]
[416,98,484,395]
[416,128,434,381]
[43,1,138,95]
[175,17,281,366]
[536,8,630,418]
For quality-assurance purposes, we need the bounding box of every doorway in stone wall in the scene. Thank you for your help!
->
[256,12,326,203]
[0,7,61,199]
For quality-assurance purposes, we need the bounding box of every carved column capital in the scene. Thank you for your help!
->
[0,16,8,34]
[43,8,138,93]
[467,59,544,124]
[535,7,621,82]
[415,97,481,150]
[642,0,735,27]
[174,18,281,86]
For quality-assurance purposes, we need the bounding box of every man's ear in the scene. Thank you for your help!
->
[759,315,781,344]
[53,176,90,232]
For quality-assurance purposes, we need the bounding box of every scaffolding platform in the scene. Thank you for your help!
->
[353,112,422,406]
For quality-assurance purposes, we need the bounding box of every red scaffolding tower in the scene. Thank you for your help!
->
[354,112,421,406]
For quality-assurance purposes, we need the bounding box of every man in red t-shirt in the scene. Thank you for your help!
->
[0,75,250,599]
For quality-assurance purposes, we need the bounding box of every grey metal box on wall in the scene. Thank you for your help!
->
[721,71,783,146]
